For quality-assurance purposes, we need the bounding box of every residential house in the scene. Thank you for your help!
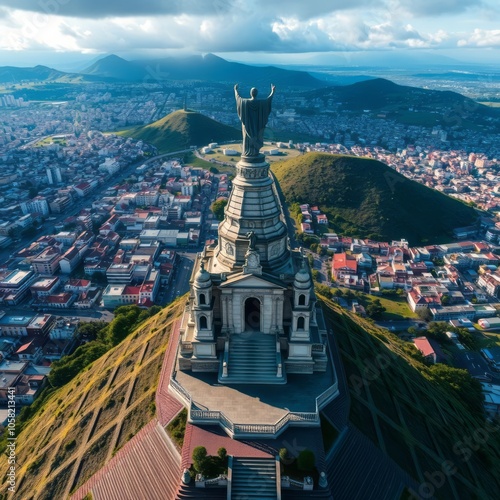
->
[413,337,437,364]
[332,253,358,280]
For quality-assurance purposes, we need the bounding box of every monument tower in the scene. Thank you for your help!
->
[177,83,328,381]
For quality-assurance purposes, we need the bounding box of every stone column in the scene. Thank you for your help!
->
[276,296,284,333]
[227,296,234,333]
[221,295,228,332]
[271,295,277,332]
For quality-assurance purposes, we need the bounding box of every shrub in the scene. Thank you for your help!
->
[297,449,315,471]
[192,446,208,473]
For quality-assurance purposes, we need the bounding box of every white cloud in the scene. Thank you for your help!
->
[458,29,500,47]
[0,1,497,61]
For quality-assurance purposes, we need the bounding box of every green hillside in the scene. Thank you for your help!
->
[272,152,477,245]
[320,296,500,499]
[303,78,500,130]
[0,300,184,500]
[120,109,240,153]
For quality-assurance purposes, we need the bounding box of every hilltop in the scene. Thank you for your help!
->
[120,109,240,153]
[320,295,500,498]
[80,54,146,81]
[272,152,477,245]
[304,78,500,128]
[0,300,184,499]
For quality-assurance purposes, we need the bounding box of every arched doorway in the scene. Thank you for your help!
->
[244,297,261,331]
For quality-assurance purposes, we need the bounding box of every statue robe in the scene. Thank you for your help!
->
[235,94,273,157]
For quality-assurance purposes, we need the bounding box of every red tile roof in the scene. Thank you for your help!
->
[16,340,35,354]
[333,253,358,272]
[413,337,435,357]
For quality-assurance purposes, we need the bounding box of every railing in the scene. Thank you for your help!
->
[289,478,304,488]
[227,456,233,499]
[288,412,319,422]
[168,333,339,437]
[316,381,338,410]
[170,376,192,406]
[170,370,334,436]
[204,475,227,486]
[181,341,193,352]
[311,343,326,354]
[222,340,229,378]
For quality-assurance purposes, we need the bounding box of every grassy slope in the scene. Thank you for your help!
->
[120,109,240,154]
[0,300,184,500]
[321,296,500,499]
[272,152,477,245]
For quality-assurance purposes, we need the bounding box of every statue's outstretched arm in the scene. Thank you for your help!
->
[234,83,240,98]
[268,83,276,98]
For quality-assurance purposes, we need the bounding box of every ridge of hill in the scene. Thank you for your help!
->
[120,109,240,153]
[0,300,184,499]
[80,54,146,81]
[272,152,478,245]
[303,77,500,129]
[81,53,324,88]
[320,295,500,499]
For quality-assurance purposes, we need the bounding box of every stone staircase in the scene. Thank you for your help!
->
[230,457,278,499]
[219,333,286,384]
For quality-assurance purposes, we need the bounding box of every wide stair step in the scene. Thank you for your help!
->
[219,334,286,385]
[231,457,278,499]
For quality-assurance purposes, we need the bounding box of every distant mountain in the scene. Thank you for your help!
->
[0,54,324,88]
[0,65,68,84]
[0,64,110,84]
[81,54,146,81]
[121,109,240,153]
[81,53,324,88]
[272,152,478,245]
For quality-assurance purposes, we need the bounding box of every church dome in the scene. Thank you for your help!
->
[294,259,311,289]
[194,262,212,287]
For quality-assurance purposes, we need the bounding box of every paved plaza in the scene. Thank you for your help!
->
[174,357,336,425]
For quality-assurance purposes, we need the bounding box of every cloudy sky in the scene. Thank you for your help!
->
[0,0,498,67]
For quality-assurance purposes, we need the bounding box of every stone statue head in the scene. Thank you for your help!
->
[250,87,258,99]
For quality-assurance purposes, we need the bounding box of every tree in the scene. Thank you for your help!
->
[428,364,484,416]
[108,315,131,346]
[211,199,227,221]
[217,447,228,469]
[297,449,315,471]
[78,321,108,342]
[407,326,418,336]
[366,299,386,320]
[416,308,432,322]
[441,295,451,305]
[192,446,208,474]
[279,447,289,462]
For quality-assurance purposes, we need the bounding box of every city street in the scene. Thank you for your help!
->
[157,252,196,306]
